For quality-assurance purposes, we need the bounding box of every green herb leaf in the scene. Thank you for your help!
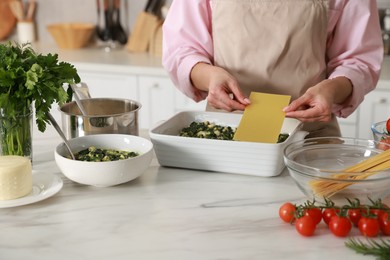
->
[345,238,390,259]
[0,42,80,132]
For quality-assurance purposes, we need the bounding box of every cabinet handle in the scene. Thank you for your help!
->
[379,98,388,104]
[152,83,159,88]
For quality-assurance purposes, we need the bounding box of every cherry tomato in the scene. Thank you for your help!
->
[329,215,352,237]
[304,208,323,225]
[370,208,385,217]
[347,208,362,227]
[386,118,390,133]
[279,202,296,223]
[378,137,390,151]
[379,212,390,236]
[295,216,316,237]
[322,208,340,225]
[370,203,389,217]
[358,217,380,237]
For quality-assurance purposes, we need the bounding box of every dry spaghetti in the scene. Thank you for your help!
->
[309,148,390,198]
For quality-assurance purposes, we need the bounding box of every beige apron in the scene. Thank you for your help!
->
[210,0,341,137]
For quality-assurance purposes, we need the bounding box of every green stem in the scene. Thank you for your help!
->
[0,112,32,158]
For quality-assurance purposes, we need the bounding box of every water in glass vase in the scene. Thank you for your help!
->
[0,107,32,160]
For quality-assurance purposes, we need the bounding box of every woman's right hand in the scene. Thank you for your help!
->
[190,63,250,111]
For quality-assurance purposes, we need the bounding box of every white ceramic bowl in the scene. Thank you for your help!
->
[54,134,153,187]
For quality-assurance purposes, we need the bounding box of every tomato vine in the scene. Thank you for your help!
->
[279,197,390,238]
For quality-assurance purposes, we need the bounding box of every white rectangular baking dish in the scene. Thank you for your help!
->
[149,111,306,177]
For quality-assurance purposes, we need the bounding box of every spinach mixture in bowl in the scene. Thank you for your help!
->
[179,121,289,143]
[74,146,139,162]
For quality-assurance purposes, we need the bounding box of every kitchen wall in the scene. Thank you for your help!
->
[8,0,390,45]
[13,0,172,44]
[379,0,390,9]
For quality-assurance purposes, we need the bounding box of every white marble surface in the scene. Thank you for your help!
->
[0,127,382,260]
[30,42,168,76]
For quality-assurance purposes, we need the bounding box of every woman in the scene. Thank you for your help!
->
[162,0,383,137]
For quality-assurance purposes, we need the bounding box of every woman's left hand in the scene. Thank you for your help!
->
[283,78,352,122]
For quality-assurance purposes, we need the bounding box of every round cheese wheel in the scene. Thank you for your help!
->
[0,156,32,200]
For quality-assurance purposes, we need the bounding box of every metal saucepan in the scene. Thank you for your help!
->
[60,98,141,139]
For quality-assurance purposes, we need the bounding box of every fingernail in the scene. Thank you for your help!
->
[244,98,251,104]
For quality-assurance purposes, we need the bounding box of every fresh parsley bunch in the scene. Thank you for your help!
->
[0,42,80,132]
[0,42,80,157]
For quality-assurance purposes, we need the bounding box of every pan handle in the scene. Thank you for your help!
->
[71,82,92,100]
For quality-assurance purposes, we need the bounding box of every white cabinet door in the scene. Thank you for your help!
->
[77,71,138,100]
[358,85,390,139]
[138,76,176,129]
[174,90,207,112]
[338,110,359,138]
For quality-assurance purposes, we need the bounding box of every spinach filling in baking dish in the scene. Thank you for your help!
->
[179,121,289,143]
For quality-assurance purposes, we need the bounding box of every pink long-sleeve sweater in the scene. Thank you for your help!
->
[162,0,384,118]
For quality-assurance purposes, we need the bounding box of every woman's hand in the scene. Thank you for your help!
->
[190,63,250,111]
[283,77,353,122]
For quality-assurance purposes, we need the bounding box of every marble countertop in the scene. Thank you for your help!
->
[0,127,382,260]
[31,42,168,76]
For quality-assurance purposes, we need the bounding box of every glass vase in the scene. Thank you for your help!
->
[0,107,33,160]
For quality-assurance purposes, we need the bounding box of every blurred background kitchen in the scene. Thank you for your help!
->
[37,0,172,47]
[1,0,389,53]
[1,0,173,50]
[380,0,390,55]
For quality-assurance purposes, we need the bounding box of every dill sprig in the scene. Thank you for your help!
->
[345,238,390,259]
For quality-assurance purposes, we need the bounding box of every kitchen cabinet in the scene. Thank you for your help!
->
[338,110,359,138]
[77,71,138,100]
[357,81,390,139]
[138,75,176,129]
[338,80,390,139]
[137,75,207,129]
[175,89,207,112]
[75,69,206,129]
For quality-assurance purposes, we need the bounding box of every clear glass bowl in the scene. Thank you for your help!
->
[284,137,390,205]
[371,120,390,142]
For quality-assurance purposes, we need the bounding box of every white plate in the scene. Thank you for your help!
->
[0,171,63,208]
